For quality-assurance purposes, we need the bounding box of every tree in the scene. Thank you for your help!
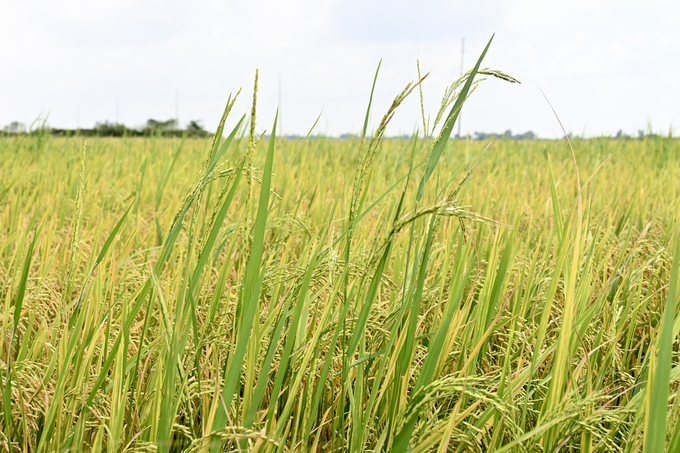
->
[95,121,126,136]
[3,121,25,134]
[146,119,178,130]
[186,120,204,131]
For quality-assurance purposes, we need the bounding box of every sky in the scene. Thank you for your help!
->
[1,0,678,138]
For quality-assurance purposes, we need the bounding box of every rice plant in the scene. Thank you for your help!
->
[1,36,679,452]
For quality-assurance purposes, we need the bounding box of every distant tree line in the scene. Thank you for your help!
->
[1,118,210,137]
[614,129,668,140]
[473,130,536,140]
[2,121,672,140]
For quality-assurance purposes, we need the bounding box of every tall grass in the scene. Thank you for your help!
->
[1,41,680,452]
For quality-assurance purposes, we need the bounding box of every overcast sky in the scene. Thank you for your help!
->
[1,0,678,138]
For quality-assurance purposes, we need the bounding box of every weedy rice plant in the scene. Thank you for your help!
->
[1,35,680,453]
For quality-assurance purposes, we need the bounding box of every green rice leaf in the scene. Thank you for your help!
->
[417,34,494,202]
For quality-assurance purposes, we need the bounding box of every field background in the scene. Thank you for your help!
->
[1,128,679,452]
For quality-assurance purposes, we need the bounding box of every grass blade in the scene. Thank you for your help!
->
[417,34,494,201]
[643,233,680,453]
[211,110,278,450]
[3,229,37,437]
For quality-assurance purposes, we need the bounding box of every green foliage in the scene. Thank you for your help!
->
[95,121,127,137]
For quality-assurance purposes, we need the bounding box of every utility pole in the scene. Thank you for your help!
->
[278,72,282,137]
[116,99,119,124]
[77,105,80,130]
[457,38,464,139]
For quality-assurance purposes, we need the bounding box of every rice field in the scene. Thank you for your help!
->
[1,52,680,452]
